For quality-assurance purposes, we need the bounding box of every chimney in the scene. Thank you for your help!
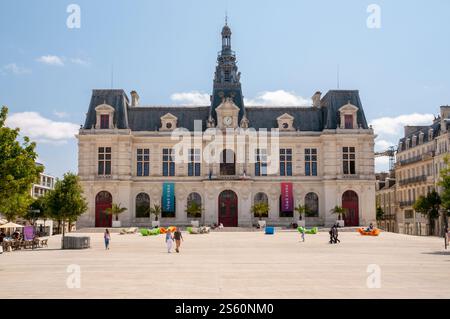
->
[130,90,140,107]
[440,105,450,133]
[312,91,322,107]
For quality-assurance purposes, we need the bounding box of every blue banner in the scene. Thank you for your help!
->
[162,182,175,212]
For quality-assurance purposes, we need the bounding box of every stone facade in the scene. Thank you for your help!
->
[395,106,450,236]
[76,22,376,228]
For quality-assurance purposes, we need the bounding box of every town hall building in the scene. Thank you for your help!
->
[76,22,376,228]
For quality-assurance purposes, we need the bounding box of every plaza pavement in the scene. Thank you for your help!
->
[1,229,449,299]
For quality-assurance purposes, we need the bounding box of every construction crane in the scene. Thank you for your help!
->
[374,146,397,171]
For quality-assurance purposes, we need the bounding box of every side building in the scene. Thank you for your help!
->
[375,172,397,233]
[395,106,450,236]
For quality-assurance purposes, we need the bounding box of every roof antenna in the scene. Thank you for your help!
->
[225,10,228,26]
[337,64,340,89]
[110,63,114,89]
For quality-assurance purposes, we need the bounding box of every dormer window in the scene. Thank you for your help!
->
[95,103,115,129]
[100,114,109,129]
[344,115,353,129]
[277,113,295,131]
[160,113,177,131]
[339,102,358,129]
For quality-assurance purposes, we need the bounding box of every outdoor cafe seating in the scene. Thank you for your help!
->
[0,221,49,253]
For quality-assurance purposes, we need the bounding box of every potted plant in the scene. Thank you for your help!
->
[251,202,269,228]
[185,201,203,227]
[330,205,347,227]
[149,204,161,227]
[294,204,310,227]
[105,203,127,228]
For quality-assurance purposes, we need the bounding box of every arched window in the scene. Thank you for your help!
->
[135,193,150,218]
[220,149,236,175]
[254,192,268,205]
[304,192,319,217]
[186,192,202,218]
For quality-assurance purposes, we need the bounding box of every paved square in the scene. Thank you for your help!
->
[1,230,449,298]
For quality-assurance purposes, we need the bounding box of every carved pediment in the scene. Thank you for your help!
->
[277,113,295,131]
[160,113,178,131]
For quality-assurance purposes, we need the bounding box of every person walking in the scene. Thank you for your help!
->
[165,229,174,253]
[445,225,449,250]
[104,229,111,250]
[332,224,340,244]
[174,227,183,253]
[300,227,305,242]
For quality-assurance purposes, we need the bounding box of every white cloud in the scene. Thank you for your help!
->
[36,55,64,66]
[2,63,31,75]
[245,90,311,107]
[369,113,435,172]
[6,112,79,144]
[170,91,210,106]
[70,57,90,66]
[53,111,69,119]
[369,113,434,151]
[170,90,311,107]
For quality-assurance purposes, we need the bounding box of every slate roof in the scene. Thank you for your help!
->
[83,89,370,132]
[398,121,441,151]
[320,90,369,129]
[245,107,324,131]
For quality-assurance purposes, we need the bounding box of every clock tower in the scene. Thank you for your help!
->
[210,18,245,125]
[216,97,240,129]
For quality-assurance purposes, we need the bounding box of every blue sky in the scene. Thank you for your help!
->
[1,0,450,177]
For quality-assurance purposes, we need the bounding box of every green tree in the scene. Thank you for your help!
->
[185,201,203,218]
[25,195,49,225]
[1,193,33,222]
[330,205,347,220]
[0,106,43,220]
[149,204,161,222]
[45,173,88,247]
[251,202,269,220]
[438,155,450,229]
[376,206,385,221]
[413,190,441,236]
[105,203,127,221]
[294,204,310,221]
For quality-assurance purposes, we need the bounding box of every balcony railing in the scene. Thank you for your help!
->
[398,175,427,186]
[399,155,422,166]
[398,151,434,167]
[399,200,415,207]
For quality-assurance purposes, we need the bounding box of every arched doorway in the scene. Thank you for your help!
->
[218,190,238,227]
[95,191,112,227]
[220,149,236,175]
[342,190,359,226]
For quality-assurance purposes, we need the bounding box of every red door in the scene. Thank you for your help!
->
[219,190,238,227]
[95,191,112,227]
[342,190,359,226]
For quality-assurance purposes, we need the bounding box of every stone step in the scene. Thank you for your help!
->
[74,226,363,233]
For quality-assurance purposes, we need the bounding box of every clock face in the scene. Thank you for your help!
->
[223,116,233,126]
[282,122,289,129]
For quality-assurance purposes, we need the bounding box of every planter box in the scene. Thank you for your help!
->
[152,221,160,228]
[112,220,121,228]
[297,220,306,227]
[337,220,345,227]
[191,220,200,227]
[258,220,266,228]
[62,236,90,249]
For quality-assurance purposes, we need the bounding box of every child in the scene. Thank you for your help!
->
[300,227,305,242]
